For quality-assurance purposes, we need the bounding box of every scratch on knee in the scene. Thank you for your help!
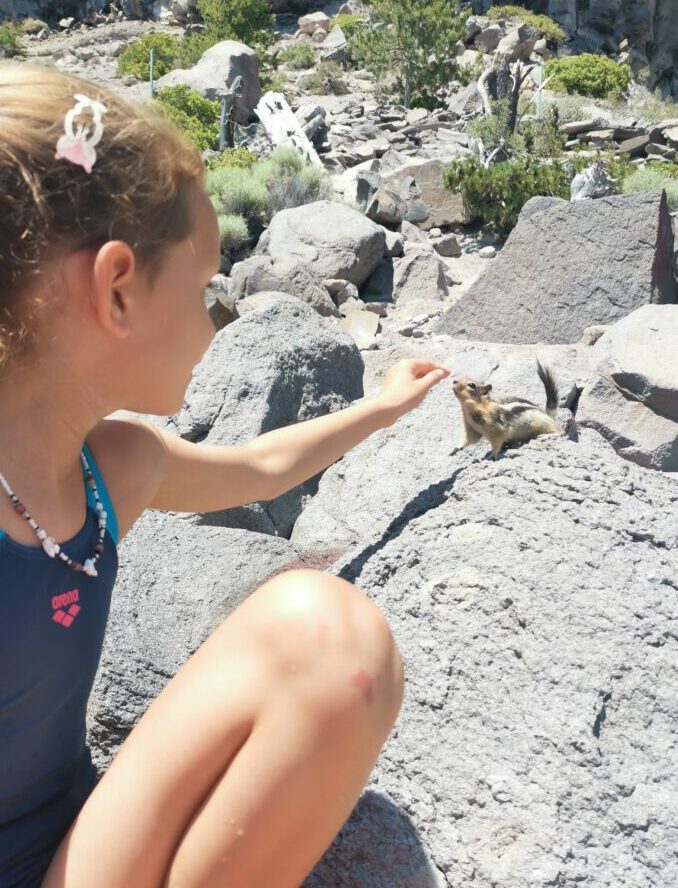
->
[350,669,374,705]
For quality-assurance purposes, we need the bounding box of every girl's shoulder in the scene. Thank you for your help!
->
[86,417,167,541]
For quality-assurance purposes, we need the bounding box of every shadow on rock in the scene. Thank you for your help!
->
[339,467,464,584]
[304,790,443,888]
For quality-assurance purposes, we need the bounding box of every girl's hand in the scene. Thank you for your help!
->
[376,359,451,422]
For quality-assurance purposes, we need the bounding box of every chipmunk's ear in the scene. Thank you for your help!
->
[481,383,492,395]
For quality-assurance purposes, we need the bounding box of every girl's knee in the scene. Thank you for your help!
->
[249,568,403,718]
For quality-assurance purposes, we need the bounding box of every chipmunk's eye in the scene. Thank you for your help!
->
[468,382,476,389]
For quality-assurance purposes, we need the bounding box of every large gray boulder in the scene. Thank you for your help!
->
[434,191,677,344]
[87,514,301,766]
[392,251,449,305]
[577,304,678,471]
[166,293,364,536]
[304,429,678,887]
[261,201,386,287]
[229,254,339,317]
[156,40,260,119]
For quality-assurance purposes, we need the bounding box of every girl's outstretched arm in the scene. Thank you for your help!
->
[124,359,449,516]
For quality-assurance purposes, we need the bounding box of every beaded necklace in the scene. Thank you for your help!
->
[0,449,106,577]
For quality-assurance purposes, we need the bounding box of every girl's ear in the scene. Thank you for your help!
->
[91,241,138,338]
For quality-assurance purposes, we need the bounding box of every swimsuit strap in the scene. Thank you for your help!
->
[82,443,119,545]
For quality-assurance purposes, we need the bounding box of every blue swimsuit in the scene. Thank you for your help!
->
[0,445,118,888]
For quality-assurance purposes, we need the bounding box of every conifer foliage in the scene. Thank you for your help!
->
[352,0,468,108]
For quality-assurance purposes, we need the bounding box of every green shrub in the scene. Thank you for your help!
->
[0,22,24,56]
[298,61,349,95]
[217,212,250,252]
[487,5,565,45]
[351,0,467,108]
[118,33,180,81]
[444,155,571,235]
[197,0,274,47]
[279,43,316,69]
[520,110,566,158]
[599,151,632,184]
[252,147,329,213]
[154,85,220,151]
[207,166,270,229]
[207,147,259,170]
[468,99,521,153]
[331,13,366,39]
[621,164,678,210]
[545,53,631,99]
[19,18,48,34]
[172,32,215,69]
[207,147,329,244]
[645,161,678,180]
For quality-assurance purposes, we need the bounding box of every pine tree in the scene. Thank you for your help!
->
[197,0,275,47]
[352,0,468,108]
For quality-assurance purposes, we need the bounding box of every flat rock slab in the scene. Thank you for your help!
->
[433,191,677,344]
[305,430,678,887]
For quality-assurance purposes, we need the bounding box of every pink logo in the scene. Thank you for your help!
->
[52,589,81,628]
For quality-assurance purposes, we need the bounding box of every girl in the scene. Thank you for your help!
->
[0,63,450,888]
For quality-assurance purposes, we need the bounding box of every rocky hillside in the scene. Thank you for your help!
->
[3,2,678,886]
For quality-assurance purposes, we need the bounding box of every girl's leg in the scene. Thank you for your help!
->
[41,569,404,888]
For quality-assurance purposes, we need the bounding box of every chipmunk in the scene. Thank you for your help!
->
[453,361,563,459]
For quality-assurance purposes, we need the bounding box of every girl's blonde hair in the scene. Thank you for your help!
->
[0,63,205,367]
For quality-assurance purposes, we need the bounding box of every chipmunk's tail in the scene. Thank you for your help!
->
[536,361,559,418]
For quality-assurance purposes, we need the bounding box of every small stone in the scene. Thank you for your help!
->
[479,245,496,259]
[433,234,462,258]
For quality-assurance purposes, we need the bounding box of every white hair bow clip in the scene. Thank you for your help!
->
[55,94,108,173]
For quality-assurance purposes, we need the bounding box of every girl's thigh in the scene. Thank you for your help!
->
[41,569,403,888]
